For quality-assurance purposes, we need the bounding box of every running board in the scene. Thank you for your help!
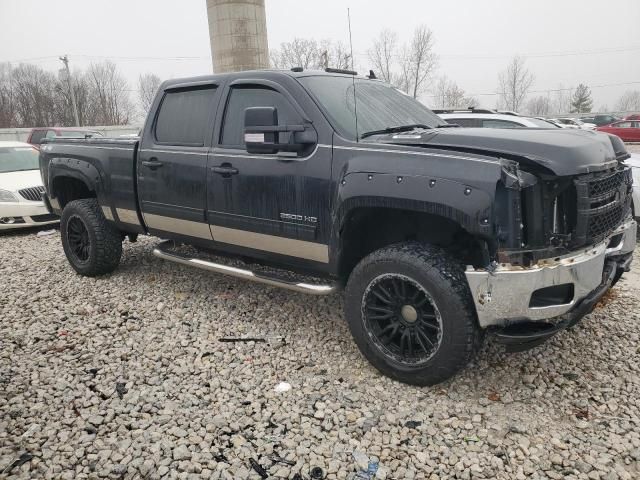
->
[152,240,337,296]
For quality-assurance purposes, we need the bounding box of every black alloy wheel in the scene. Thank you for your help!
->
[362,273,443,364]
[66,215,91,262]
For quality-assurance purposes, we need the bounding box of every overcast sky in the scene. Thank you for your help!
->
[1,0,639,110]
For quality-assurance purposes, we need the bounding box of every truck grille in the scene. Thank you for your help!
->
[18,186,45,202]
[573,167,632,246]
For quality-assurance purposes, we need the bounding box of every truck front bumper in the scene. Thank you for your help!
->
[466,218,636,329]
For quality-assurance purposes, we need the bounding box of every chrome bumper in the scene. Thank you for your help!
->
[466,219,637,328]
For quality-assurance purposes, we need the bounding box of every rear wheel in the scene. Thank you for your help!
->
[61,199,122,276]
[344,242,481,386]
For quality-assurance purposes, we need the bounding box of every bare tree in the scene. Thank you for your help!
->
[11,63,58,127]
[497,56,534,112]
[406,25,438,99]
[615,90,640,112]
[368,30,398,83]
[138,73,162,114]
[431,76,473,109]
[318,40,352,70]
[552,85,572,115]
[270,38,319,69]
[54,70,95,127]
[0,63,15,128]
[526,95,551,116]
[86,61,133,125]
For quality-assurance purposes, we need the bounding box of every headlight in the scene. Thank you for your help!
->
[0,189,18,202]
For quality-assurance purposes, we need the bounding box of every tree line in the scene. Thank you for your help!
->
[2,28,640,129]
[0,61,161,128]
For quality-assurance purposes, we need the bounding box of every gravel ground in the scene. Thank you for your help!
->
[1,223,640,480]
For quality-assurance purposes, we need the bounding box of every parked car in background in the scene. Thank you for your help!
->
[0,141,59,230]
[27,128,103,149]
[554,117,596,130]
[596,120,640,142]
[624,113,640,121]
[626,153,640,221]
[439,111,559,128]
[580,114,620,127]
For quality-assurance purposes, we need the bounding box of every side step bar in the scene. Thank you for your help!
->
[152,240,337,296]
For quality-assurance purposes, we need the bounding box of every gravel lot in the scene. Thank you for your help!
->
[2,157,640,479]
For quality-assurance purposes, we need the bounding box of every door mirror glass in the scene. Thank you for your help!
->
[244,107,279,154]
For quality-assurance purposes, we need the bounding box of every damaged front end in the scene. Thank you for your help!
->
[466,156,636,350]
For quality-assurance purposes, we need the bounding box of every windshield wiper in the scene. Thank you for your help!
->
[435,123,459,128]
[360,124,432,139]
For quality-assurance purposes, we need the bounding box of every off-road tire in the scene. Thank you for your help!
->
[344,242,481,386]
[60,199,122,276]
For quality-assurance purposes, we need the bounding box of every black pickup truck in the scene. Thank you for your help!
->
[40,69,636,385]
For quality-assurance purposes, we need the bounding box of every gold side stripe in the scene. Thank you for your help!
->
[101,206,114,221]
[116,208,141,226]
[211,225,329,263]
[144,213,212,240]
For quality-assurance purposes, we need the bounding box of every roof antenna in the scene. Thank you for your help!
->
[347,8,359,142]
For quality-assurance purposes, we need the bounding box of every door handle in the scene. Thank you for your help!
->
[142,158,164,170]
[211,165,239,176]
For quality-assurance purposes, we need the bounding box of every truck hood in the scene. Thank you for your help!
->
[373,127,624,176]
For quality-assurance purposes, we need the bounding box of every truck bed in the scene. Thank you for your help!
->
[40,136,145,233]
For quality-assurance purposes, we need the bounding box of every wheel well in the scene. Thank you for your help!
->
[338,207,489,281]
[52,176,96,209]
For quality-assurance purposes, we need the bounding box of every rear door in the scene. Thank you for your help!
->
[137,83,219,242]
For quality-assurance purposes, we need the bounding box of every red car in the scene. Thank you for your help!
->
[624,113,640,121]
[596,120,640,142]
[27,127,103,149]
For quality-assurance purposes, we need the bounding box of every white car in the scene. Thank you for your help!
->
[439,112,560,129]
[555,117,597,130]
[0,141,59,230]
[626,153,640,222]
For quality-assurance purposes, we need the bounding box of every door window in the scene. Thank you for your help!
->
[220,86,300,148]
[154,87,217,146]
[615,122,632,128]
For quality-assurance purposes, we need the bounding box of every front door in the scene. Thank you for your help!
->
[137,85,219,242]
[207,81,332,266]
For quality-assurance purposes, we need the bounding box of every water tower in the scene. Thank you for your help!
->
[206,0,270,73]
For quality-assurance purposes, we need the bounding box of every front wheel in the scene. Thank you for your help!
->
[344,242,481,386]
[60,199,122,277]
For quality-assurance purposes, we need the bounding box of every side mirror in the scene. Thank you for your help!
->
[244,106,316,155]
[244,106,279,154]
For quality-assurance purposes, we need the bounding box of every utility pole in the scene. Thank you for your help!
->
[59,55,80,126]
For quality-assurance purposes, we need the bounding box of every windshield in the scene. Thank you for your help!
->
[0,146,40,173]
[299,76,444,140]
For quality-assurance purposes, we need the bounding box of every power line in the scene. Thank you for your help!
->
[6,44,640,65]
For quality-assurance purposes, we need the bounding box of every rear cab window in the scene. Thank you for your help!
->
[28,130,47,144]
[154,87,218,146]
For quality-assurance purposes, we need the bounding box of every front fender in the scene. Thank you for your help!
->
[333,172,494,237]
